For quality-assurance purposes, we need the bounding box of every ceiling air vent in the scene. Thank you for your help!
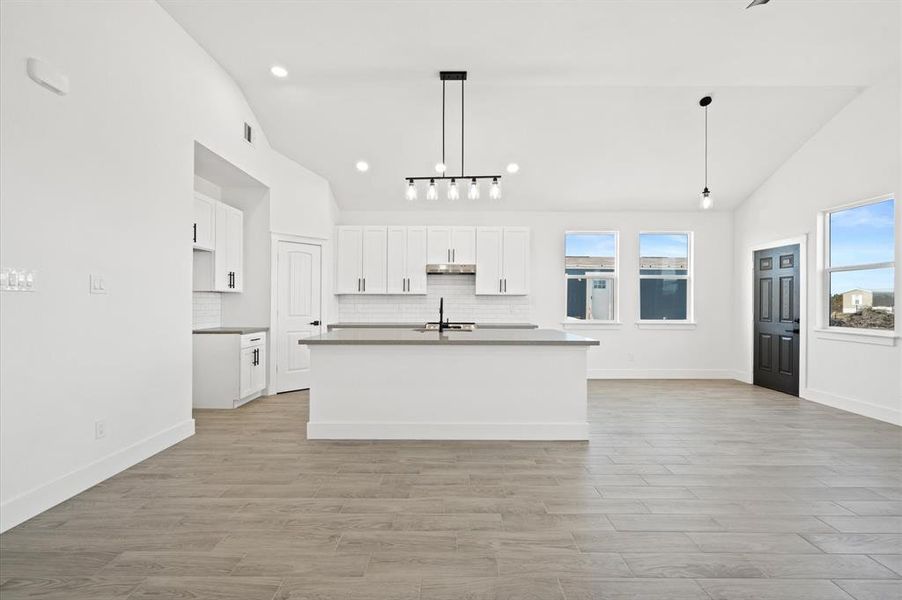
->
[243,122,254,145]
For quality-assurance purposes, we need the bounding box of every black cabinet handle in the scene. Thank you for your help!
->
[193,223,197,243]
[310,320,321,326]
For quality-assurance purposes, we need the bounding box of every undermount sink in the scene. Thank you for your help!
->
[415,322,477,332]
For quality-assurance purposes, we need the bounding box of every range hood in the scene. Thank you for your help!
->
[426,263,476,275]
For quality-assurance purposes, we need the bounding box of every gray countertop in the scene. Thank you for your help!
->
[327,322,538,331]
[301,328,598,346]
[193,327,268,335]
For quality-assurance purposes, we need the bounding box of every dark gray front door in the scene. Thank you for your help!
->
[753,244,801,396]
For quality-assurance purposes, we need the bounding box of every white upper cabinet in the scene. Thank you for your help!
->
[361,226,387,294]
[192,193,215,251]
[405,226,428,294]
[336,226,387,294]
[213,202,244,292]
[475,227,503,294]
[427,226,476,264]
[336,226,363,294]
[475,226,530,295]
[386,226,428,294]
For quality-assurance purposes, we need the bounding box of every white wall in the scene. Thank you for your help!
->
[731,74,901,425]
[340,210,735,378]
[0,0,337,531]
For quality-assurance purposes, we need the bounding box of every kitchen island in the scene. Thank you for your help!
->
[301,328,598,440]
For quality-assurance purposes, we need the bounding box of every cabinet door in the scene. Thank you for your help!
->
[451,227,476,264]
[213,203,231,291]
[405,226,428,294]
[225,206,244,292]
[475,227,503,295]
[239,346,256,399]
[252,344,267,394]
[502,227,530,295]
[361,226,387,294]
[427,226,452,263]
[336,227,363,294]
[386,226,406,294]
[193,193,215,251]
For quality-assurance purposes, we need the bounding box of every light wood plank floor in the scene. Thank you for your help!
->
[1,380,900,599]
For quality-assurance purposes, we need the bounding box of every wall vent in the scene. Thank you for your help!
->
[243,122,254,145]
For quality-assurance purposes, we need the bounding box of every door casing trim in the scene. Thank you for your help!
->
[747,235,808,395]
[269,233,326,395]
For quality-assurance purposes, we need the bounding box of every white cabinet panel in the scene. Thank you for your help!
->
[475,227,503,295]
[192,193,215,251]
[502,227,530,295]
[194,331,266,409]
[361,226,387,294]
[475,227,529,295]
[406,226,428,294]
[386,226,406,294]
[239,346,256,399]
[451,227,476,264]
[336,226,363,294]
[213,202,243,292]
[427,226,452,263]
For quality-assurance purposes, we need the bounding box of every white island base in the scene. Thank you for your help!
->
[305,334,593,440]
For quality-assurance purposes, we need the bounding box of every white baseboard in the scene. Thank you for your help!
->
[801,388,902,427]
[587,368,737,380]
[0,418,195,533]
[307,421,589,441]
[731,370,753,384]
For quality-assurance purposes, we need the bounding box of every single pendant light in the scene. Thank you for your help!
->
[426,178,438,201]
[699,96,714,210]
[468,178,480,200]
[405,178,417,201]
[447,178,460,200]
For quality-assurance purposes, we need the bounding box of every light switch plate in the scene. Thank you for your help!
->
[89,274,107,294]
[1,267,37,292]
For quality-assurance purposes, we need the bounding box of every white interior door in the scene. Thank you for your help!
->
[275,241,322,392]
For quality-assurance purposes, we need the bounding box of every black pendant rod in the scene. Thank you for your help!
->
[461,79,465,177]
[407,175,500,182]
[704,103,708,188]
[441,80,445,168]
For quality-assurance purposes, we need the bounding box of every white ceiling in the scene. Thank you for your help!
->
[160,0,899,212]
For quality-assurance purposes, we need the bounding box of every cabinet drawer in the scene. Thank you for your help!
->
[241,332,266,348]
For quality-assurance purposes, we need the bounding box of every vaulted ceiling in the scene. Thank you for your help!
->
[160,0,900,211]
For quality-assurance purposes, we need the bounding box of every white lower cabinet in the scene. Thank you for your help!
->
[193,331,266,408]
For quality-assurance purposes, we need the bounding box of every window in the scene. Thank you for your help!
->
[825,196,895,331]
[565,232,617,321]
[639,232,691,321]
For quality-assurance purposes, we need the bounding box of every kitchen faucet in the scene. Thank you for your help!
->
[438,297,447,333]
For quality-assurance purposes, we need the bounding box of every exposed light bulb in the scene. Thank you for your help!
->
[435,162,447,174]
[506,163,519,174]
[489,177,502,200]
[699,188,714,210]
[405,179,417,201]
[447,178,460,201]
[426,179,438,201]
[468,178,480,200]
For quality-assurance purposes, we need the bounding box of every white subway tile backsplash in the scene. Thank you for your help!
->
[336,274,532,323]
[192,292,222,329]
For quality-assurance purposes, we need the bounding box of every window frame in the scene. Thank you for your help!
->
[821,193,896,337]
[563,230,620,324]
[636,230,695,325]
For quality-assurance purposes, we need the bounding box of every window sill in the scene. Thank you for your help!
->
[813,327,897,347]
[561,321,622,330]
[635,321,697,330]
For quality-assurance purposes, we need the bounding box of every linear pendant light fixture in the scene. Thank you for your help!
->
[405,71,501,201]
[699,95,714,210]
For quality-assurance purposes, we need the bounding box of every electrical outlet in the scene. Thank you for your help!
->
[94,420,106,439]
[89,274,107,294]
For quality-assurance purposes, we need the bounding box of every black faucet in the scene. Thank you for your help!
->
[438,297,447,333]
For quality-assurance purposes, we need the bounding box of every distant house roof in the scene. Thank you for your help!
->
[840,289,871,295]
[565,256,615,270]
[873,291,895,307]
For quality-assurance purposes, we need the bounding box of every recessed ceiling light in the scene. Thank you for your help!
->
[435,162,447,174]
[270,65,288,78]
[506,163,519,174]
[355,161,369,172]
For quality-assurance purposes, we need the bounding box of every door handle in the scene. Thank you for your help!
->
[447,249,451,262]
[357,278,361,292]
[499,278,503,293]
[193,223,197,243]
[309,320,321,326]
[504,278,507,293]
[452,248,456,262]
[363,278,366,292]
